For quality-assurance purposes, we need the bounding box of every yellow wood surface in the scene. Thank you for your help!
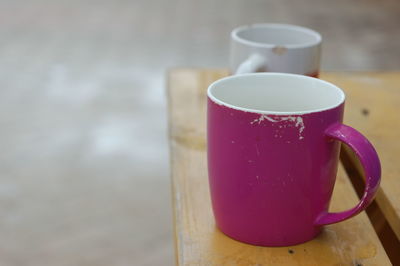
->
[321,72,400,241]
[168,69,391,265]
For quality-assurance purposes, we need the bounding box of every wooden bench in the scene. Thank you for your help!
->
[168,69,400,265]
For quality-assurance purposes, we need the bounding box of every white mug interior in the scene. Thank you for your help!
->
[208,73,345,115]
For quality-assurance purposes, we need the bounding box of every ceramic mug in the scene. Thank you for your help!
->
[207,73,381,246]
[230,23,321,77]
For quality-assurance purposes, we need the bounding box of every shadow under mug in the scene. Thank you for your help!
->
[230,24,321,77]
[207,73,381,246]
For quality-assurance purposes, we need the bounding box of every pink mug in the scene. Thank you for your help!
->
[207,73,381,246]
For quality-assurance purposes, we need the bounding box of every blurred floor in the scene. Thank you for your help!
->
[0,0,399,265]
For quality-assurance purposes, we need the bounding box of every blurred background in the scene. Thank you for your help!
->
[0,0,399,265]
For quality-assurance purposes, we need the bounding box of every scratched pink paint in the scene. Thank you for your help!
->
[207,73,381,246]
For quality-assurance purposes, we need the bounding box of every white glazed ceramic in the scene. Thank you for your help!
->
[230,23,322,76]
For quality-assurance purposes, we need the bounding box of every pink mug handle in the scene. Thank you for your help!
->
[315,123,381,226]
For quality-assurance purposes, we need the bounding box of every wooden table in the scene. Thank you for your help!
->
[168,69,400,265]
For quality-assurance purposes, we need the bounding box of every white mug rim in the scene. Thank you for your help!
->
[207,73,345,115]
[231,23,322,49]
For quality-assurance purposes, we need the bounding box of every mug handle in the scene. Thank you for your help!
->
[315,123,381,226]
[235,54,267,74]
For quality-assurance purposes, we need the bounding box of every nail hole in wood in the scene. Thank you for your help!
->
[361,108,369,116]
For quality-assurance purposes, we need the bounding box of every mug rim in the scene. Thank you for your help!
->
[231,23,322,49]
[207,73,345,115]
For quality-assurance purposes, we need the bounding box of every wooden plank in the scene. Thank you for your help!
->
[321,72,400,241]
[168,69,391,266]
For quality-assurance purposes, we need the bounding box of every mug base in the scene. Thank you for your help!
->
[217,225,322,247]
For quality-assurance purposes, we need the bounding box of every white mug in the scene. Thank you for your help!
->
[230,23,322,77]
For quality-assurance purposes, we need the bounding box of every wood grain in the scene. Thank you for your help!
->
[168,69,391,265]
[321,72,400,241]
